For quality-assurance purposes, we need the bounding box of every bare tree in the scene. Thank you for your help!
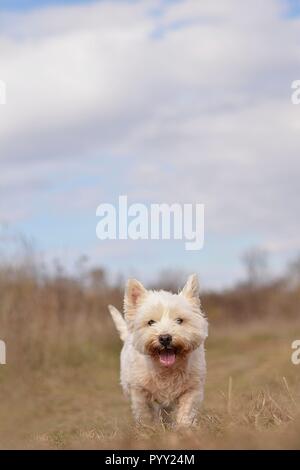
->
[287,254,300,287]
[241,247,269,287]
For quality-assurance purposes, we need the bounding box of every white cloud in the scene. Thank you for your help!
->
[0,0,300,282]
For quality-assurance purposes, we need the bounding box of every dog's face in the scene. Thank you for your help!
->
[124,274,208,367]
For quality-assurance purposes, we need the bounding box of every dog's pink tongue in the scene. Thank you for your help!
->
[159,350,176,366]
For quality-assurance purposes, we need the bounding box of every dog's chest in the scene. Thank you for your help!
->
[145,369,190,406]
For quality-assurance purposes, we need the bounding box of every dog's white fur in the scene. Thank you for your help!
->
[108,274,208,427]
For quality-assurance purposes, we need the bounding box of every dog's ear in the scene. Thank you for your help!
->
[124,279,147,320]
[181,274,200,306]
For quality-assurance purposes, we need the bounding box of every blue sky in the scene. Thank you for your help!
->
[1,0,299,15]
[0,0,96,9]
[1,0,300,288]
[286,0,300,16]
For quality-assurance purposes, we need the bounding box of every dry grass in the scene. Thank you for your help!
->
[0,264,299,449]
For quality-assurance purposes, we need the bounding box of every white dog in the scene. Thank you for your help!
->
[108,274,208,427]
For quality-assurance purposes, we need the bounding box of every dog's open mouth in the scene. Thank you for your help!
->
[158,348,176,367]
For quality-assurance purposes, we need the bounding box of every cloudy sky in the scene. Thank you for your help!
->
[0,0,300,288]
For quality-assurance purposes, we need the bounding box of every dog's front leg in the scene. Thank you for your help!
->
[131,388,154,425]
[175,388,202,427]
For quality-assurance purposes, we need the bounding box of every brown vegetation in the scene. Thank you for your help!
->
[0,255,299,449]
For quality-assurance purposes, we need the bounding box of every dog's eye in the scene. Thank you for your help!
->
[148,320,156,326]
[175,318,183,324]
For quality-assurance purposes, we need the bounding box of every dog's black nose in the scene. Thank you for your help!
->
[159,334,172,347]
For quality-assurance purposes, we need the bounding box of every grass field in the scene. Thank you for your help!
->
[0,304,299,449]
